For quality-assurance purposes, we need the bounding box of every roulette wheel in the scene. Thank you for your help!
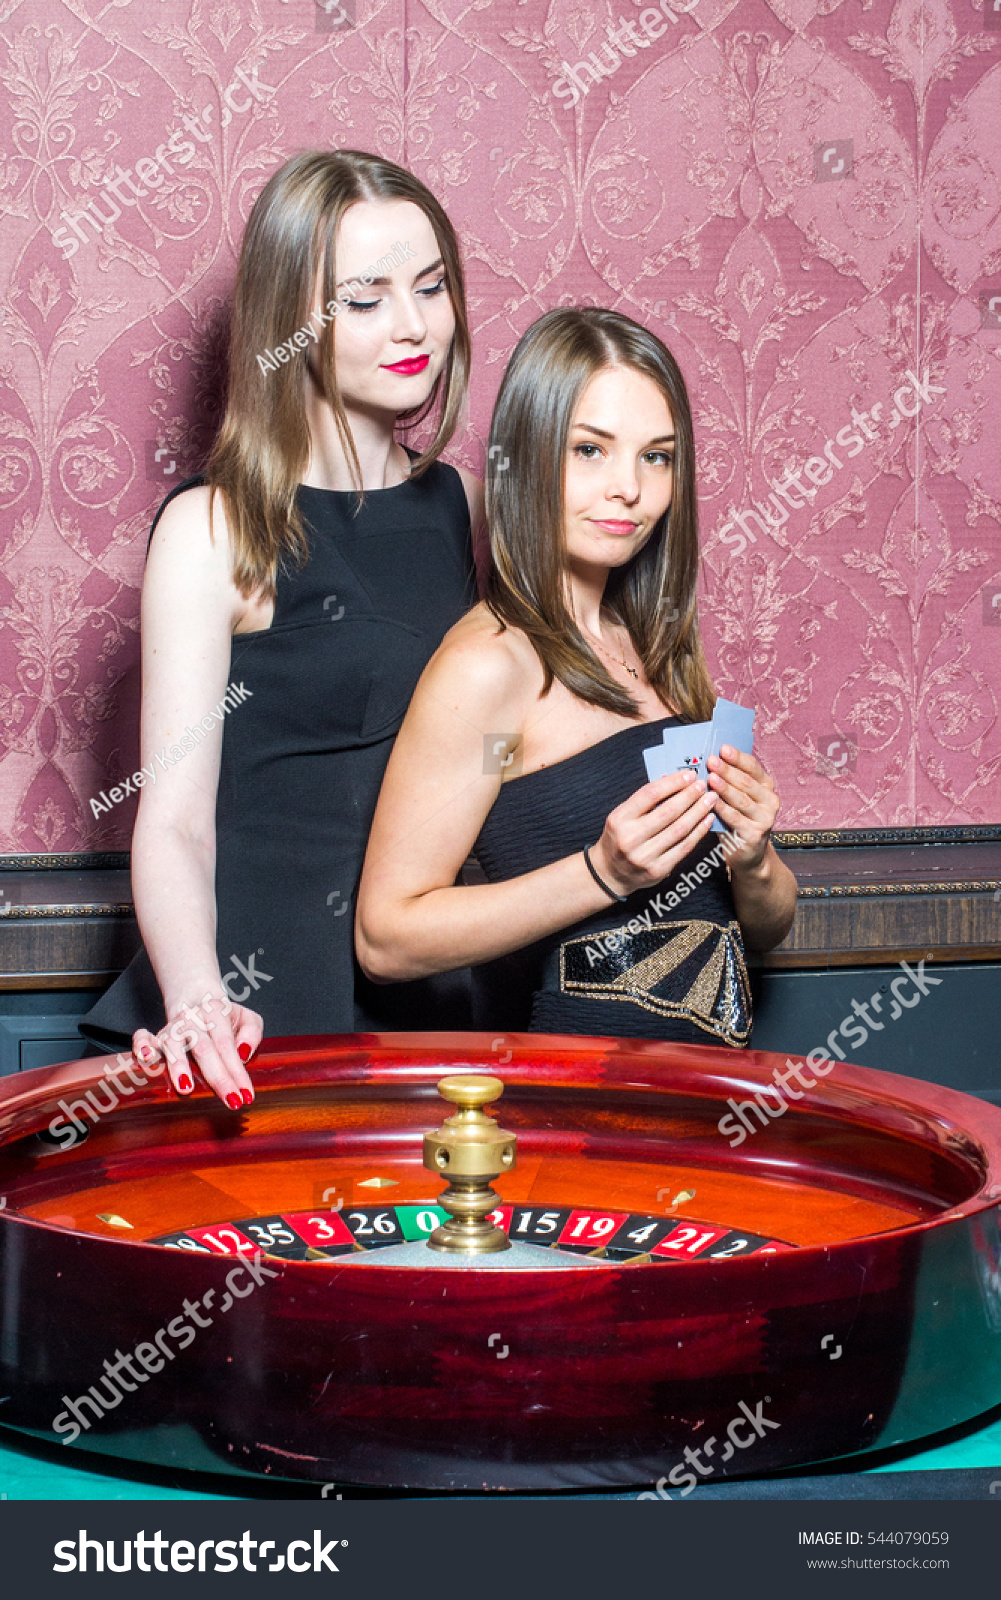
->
[1,1031,1000,1493]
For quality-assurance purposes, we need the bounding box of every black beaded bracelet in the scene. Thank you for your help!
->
[583,844,628,904]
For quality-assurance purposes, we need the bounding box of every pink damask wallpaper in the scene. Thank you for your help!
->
[1,0,999,853]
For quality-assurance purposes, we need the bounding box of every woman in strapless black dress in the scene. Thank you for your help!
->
[81,150,480,1106]
[471,719,750,1043]
[356,308,798,1047]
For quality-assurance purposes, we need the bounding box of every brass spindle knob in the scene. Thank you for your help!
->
[422,1075,516,1253]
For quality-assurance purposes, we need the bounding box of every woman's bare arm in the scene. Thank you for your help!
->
[129,486,261,1103]
[706,746,798,951]
[355,614,717,982]
[728,844,798,951]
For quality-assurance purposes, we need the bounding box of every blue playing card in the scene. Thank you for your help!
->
[661,721,712,782]
[643,722,711,785]
[642,741,671,784]
[705,698,755,831]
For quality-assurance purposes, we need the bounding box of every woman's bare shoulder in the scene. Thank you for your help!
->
[148,483,231,562]
[438,603,541,675]
[143,483,246,632]
[419,603,542,721]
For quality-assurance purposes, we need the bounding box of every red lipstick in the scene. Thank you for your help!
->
[382,354,430,375]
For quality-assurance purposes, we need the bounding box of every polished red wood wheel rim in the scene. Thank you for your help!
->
[1,1032,999,1490]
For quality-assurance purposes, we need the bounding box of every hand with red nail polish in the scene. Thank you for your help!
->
[131,1029,163,1072]
[155,988,263,1110]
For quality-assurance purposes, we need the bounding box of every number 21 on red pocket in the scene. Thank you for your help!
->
[652,1222,729,1259]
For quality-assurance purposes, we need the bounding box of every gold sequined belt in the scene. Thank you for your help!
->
[556,917,752,1048]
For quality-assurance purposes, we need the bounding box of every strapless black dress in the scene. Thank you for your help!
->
[81,450,477,1048]
[472,715,752,1047]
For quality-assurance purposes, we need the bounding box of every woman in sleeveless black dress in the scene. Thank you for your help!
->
[356,309,798,1046]
[82,151,479,1106]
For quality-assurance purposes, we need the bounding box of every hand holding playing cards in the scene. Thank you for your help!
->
[588,768,718,898]
[706,746,780,872]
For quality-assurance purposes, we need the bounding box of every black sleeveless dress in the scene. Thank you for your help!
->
[81,450,477,1047]
[472,715,752,1047]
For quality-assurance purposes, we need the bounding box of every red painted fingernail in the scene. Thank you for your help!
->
[177,1072,193,1094]
[226,1092,242,1110]
[238,1042,252,1062]
[241,1088,253,1106]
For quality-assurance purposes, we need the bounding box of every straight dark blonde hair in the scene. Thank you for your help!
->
[205,150,471,597]
[485,308,715,722]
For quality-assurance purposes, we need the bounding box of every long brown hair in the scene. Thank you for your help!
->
[205,150,471,597]
[484,308,715,722]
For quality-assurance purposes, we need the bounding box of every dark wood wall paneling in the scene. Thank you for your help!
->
[0,831,997,989]
[0,854,138,991]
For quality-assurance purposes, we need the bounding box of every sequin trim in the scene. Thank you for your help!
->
[558,917,752,1047]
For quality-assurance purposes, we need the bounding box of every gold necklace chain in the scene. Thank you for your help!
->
[584,624,639,680]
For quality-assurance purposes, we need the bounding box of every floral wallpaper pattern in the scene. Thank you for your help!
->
[0,0,999,852]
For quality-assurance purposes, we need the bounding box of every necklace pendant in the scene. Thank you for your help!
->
[626,665,638,679]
